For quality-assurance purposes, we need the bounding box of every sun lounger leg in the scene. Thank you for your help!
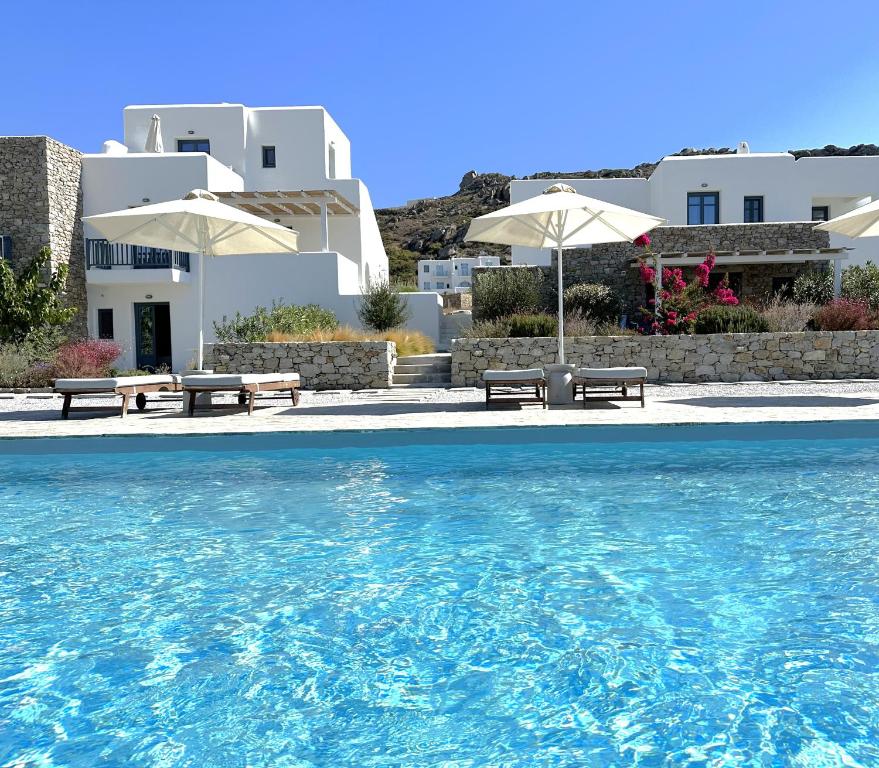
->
[485,383,491,410]
[291,387,300,406]
[640,381,645,407]
[188,390,197,417]
[248,390,256,415]
[120,393,130,418]
[61,393,72,419]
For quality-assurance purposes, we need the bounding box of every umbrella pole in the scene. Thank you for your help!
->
[556,239,565,364]
[197,250,205,370]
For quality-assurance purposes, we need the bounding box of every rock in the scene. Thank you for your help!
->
[459,171,479,190]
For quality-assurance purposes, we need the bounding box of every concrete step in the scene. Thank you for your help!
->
[392,372,452,385]
[395,363,452,375]
[397,353,452,365]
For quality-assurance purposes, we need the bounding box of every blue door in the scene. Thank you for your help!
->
[134,303,172,371]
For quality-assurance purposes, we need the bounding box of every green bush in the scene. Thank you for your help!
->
[213,301,338,343]
[386,246,421,284]
[0,247,76,344]
[842,261,879,309]
[357,280,410,332]
[694,305,770,334]
[792,270,833,305]
[506,313,558,337]
[563,283,622,324]
[472,267,543,321]
[0,330,64,388]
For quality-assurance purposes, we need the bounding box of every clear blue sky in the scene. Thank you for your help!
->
[3,1,879,207]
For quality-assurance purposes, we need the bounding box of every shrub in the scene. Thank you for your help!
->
[0,247,77,344]
[506,313,558,337]
[386,246,421,284]
[812,299,876,331]
[472,267,542,321]
[792,270,833,305]
[358,280,410,331]
[265,325,434,357]
[694,305,770,334]
[52,339,122,379]
[563,283,622,324]
[463,317,513,338]
[213,301,338,343]
[842,261,879,309]
[760,296,816,332]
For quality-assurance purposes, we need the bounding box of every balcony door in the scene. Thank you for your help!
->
[134,303,172,371]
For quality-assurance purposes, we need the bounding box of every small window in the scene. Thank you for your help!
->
[177,139,210,154]
[422,264,429,273]
[744,196,764,223]
[262,145,276,168]
[812,205,830,222]
[97,308,114,340]
[0,234,11,261]
[688,192,720,225]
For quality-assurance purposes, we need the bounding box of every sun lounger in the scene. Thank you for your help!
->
[482,368,547,409]
[53,375,182,418]
[573,367,647,408]
[181,373,301,416]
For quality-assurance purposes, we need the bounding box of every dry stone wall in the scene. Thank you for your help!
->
[0,136,86,336]
[205,342,396,389]
[451,331,879,385]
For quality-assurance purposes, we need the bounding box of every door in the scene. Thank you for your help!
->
[134,303,172,371]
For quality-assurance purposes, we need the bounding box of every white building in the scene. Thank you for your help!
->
[417,255,501,292]
[511,147,879,269]
[80,103,441,371]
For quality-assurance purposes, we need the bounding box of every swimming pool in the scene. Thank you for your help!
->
[2,423,879,766]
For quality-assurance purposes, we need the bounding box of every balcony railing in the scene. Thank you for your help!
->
[86,239,190,272]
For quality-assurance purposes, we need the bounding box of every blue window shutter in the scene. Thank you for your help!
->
[0,235,11,261]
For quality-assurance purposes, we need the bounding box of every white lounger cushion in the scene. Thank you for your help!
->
[576,367,647,380]
[482,368,545,382]
[181,373,300,388]
[54,374,179,391]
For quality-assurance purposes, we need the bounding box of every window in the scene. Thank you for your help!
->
[772,276,795,299]
[459,264,471,276]
[812,205,830,222]
[422,264,429,273]
[0,234,11,261]
[97,308,114,340]
[262,145,276,168]
[744,196,764,223]
[688,192,720,225]
[177,139,210,154]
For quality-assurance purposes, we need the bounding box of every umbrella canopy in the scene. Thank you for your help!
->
[83,190,300,369]
[144,114,164,153]
[814,199,879,238]
[466,183,665,363]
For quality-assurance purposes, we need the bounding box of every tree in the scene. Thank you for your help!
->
[357,280,410,332]
[0,247,76,344]
[386,245,420,285]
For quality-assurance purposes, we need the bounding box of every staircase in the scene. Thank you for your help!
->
[392,353,452,387]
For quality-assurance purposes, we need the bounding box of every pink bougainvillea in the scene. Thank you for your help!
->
[635,248,740,334]
[52,339,122,379]
[634,233,651,248]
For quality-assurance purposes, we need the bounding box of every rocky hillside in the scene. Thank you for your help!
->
[376,144,879,280]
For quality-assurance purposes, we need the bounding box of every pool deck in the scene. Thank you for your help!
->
[2,381,879,439]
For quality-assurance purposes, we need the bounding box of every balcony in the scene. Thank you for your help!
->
[86,239,192,285]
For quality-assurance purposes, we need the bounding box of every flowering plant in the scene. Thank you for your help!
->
[634,235,739,334]
[51,339,122,379]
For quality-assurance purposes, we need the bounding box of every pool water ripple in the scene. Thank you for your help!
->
[1,434,879,766]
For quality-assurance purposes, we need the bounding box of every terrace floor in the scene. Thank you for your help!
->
[2,381,879,439]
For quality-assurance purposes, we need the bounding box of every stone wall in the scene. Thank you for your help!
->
[451,331,879,385]
[205,342,396,389]
[0,136,86,336]
[473,223,832,320]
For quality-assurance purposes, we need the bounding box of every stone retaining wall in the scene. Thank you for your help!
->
[451,331,879,385]
[205,342,396,389]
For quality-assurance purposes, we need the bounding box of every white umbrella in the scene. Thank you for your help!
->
[144,114,164,153]
[814,199,879,238]
[83,189,299,369]
[465,183,665,363]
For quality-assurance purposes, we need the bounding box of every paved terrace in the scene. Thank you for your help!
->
[2,381,879,439]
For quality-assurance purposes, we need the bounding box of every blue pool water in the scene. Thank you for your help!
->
[2,426,879,767]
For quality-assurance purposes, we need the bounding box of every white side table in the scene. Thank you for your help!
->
[546,363,576,405]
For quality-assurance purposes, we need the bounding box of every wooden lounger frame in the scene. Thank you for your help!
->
[573,376,645,408]
[56,381,182,419]
[485,378,547,409]
[184,379,301,416]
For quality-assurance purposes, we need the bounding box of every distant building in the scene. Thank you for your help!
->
[418,255,501,293]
